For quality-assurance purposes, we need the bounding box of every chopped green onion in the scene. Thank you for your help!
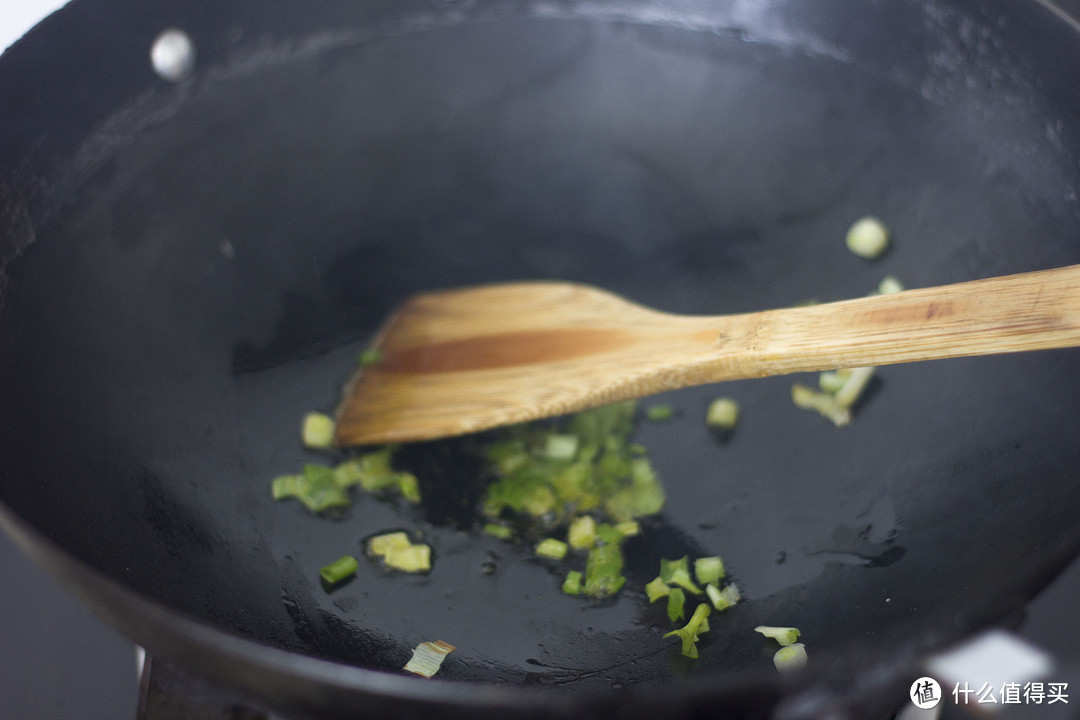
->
[614,520,640,537]
[877,275,904,295]
[562,569,583,595]
[384,544,431,573]
[567,400,636,446]
[645,577,671,602]
[272,465,351,513]
[664,603,712,659]
[403,640,455,678]
[486,440,530,475]
[817,369,851,394]
[567,515,597,550]
[773,643,807,673]
[705,397,739,430]
[271,474,304,500]
[535,538,569,560]
[332,446,420,502]
[358,348,383,367]
[319,555,359,586]
[367,531,412,556]
[603,457,665,523]
[595,523,626,546]
[694,556,726,586]
[667,587,687,622]
[833,366,875,409]
[707,582,741,611]
[543,434,579,460]
[583,543,626,597]
[481,400,665,537]
[395,472,421,503]
[845,216,890,259]
[660,557,702,595]
[791,384,851,427]
[302,412,336,449]
[754,625,801,646]
[645,404,674,422]
[483,523,514,540]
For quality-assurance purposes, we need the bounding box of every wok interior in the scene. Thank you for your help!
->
[1,0,1080,714]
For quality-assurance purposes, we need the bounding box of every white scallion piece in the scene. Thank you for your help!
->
[791,384,851,427]
[845,216,890,259]
[877,275,905,295]
[404,640,456,678]
[705,397,740,430]
[773,643,808,673]
[833,366,875,409]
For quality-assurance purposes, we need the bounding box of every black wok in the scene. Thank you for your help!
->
[2,0,1080,718]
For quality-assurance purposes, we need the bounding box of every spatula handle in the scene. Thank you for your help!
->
[742,264,1080,376]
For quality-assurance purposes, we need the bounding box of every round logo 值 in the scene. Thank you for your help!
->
[910,677,942,709]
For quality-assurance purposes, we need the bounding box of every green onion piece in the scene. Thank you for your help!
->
[659,556,703,594]
[550,461,592,505]
[395,472,422,503]
[663,603,712,659]
[614,520,640,537]
[773,643,807,673]
[368,531,412,556]
[705,397,739,430]
[845,216,890,259]
[562,570,583,595]
[301,412,336,449]
[384,544,431,573]
[877,275,904,295]
[273,465,351,513]
[791,384,851,427]
[707,582,741,611]
[486,439,530,475]
[595,523,626,546]
[520,484,557,517]
[659,557,690,583]
[645,577,671,603]
[483,523,514,540]
[604,457,665,522]
[645,404,674,422]
[583,543,626,597]
[754,625,801,646]
[629,443,648,455]
[543,434,579,461]
[335,447,417,500]
[667,587,687,622]
[358,348,383,367]
[536,538,569,560]
[817,369,850,394]
[669,567,702,595]
[694,556,726,586]
[319,555,359,586]
[567,400,637,447]
[567,515,597,550]
[834,366,875,410]
[271,474,304,500]
[403,640,455,678]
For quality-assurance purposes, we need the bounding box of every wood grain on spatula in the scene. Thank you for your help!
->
[334,265,1080,446]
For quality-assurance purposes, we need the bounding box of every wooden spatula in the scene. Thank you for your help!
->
[333,264,1080,446]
